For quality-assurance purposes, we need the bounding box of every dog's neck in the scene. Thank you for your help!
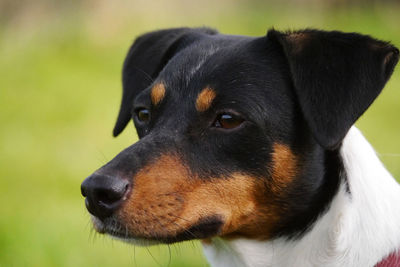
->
[202,127,400,267]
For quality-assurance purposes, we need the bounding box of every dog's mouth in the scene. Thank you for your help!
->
[91,216,161,246]
[91,215,224,245]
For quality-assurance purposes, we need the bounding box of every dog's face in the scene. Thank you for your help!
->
[81,28,398,244]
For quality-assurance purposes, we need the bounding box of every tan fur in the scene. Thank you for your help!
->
[196,87,216,112]
[117,154,280,240]
[285,32,312,54]
[384,51,396,66]
[269,143,298,195]
[151,83,166,106]
[287,32,310,43]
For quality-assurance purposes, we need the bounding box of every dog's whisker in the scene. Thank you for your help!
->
[88,226,94,243]
[125,224,129,239]
[133,242,138,267]
[95,148,109,164]
[156,191,191,197]
[171,220,198,239]
[145,246,162,267]
[85,217,92,230]
[167,213,191,223]
[147,209,198,241]
[172,242,180,256]
[167,244,172,267]
[131,66,154,84]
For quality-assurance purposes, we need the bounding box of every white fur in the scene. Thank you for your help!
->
[203,127,400,267]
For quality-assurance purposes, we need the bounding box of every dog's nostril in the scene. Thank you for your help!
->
[124,183,129,198]
[96,185,128,205]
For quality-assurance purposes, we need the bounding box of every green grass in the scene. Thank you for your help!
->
[0,2,399,266]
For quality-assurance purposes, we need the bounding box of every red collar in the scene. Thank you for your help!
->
[375,251,400,267]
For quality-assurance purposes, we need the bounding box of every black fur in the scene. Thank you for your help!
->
[268,29,399,149]
[83,27,398,241]
[114,27,218,136]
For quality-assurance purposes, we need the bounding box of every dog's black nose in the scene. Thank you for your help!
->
[81,174,130,219]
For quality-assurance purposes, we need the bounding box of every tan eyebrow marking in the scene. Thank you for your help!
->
[195,87,216,112]
[151,83,166,106]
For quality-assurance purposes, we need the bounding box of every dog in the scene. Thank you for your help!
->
[81,27,400,267]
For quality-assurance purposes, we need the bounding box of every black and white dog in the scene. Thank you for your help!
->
[81,28,400,266]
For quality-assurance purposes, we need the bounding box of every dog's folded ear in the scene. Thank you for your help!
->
[113,27,218,137]
[268,29,399,149]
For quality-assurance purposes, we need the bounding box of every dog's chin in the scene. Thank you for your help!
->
[91,216,161,246]
[90,215,224,245]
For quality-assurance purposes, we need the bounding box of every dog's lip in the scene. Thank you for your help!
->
[90,216,162,246]
[91,216,132,238]
[91,216,106,233]
[90,214,224,244]
[91,216,153,237]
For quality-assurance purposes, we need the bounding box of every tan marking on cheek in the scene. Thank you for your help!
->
[117,154,281,241]
[195,87,216,112]
[118,154,196,238]
[270,143,298,195]
[150,83,166,106]
[180,174,279,240]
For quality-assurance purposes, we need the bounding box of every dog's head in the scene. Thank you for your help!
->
[81,28,398,244]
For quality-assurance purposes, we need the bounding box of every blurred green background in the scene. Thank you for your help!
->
[0,0,399,266]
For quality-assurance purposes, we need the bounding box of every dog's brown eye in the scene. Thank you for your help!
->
[213,113,244,129]
[136,108,150,122]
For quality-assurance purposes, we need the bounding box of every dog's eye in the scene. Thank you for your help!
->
[213,113,244,129]
[136,108,150,123]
